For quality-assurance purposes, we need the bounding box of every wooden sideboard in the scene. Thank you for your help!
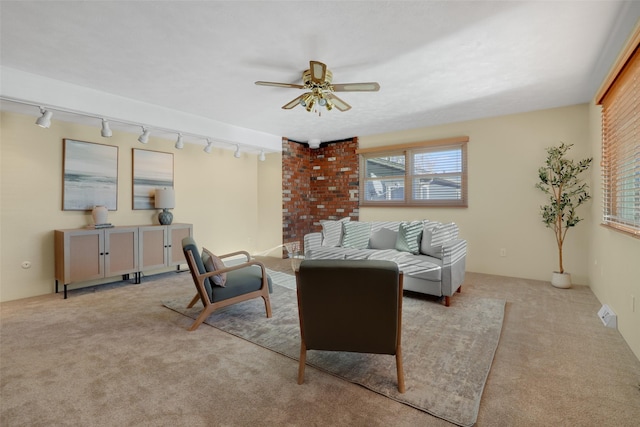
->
[54,223,192,298]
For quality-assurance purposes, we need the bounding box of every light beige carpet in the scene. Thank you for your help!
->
[163,271,505,427]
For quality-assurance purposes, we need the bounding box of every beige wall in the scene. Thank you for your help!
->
[0,111,282,302]
[359,104,593,285]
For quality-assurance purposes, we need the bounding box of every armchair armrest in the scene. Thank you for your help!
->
[217,250,252,262]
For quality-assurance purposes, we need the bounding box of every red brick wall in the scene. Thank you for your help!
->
[282,137,359,256]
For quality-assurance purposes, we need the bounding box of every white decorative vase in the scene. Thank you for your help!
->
[92,205,108,225]
[551,272,572,289]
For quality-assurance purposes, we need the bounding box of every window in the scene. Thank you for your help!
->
[358,136,468,207]
[596,32,639,238]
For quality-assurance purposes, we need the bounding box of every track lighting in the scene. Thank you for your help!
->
[175,134,184,149]
[138,127,150,143]
[204,139,213,153]
[101,119,112,137]
[35,108,52,128]
[5,97,274,156]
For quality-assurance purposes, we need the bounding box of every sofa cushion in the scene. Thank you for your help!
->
[202,248,228,287]
[395,221,423,254]
[421,222,458,257]
[320,217,350,247]
[341,221,371,249]
[395,253,442,282]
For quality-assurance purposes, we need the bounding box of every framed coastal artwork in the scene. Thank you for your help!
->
[62,139,118,211]
[132,149,174,209]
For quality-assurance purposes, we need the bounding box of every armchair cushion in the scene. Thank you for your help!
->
[201,248,227,287]
[212,266,273,301]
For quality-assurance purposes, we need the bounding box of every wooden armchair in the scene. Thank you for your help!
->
[182,236,272,331]
[295,259,405,393]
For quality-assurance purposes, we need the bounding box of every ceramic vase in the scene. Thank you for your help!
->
[92,205,108,225]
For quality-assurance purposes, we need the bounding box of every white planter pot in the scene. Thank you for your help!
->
[551,272,572,289]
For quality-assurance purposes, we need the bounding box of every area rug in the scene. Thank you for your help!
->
[163,270,505,427]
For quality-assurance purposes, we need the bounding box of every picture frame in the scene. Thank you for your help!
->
[63,139,118,211]
[132,149,174,210]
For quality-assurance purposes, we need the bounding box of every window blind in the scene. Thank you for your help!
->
[600,44,640,237]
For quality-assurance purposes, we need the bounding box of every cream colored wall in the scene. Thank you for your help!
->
[257,150,284,256]
[587,103,640,360]
[359,104,593,285]
[0,111,265,302]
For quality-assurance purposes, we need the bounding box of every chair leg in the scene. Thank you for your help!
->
[262,295,273,318]
[187,294,200,308]
[188,306,214,331]
[444,295,451,307]
[457,285,462,293]
[297,343,307,385]
[396,348,405,393]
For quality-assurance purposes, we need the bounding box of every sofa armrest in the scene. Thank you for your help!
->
[304,232,323,257]
[440,239,467,296]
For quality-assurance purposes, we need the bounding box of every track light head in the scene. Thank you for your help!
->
[234,144,241,158]
[35,108,52,128]
[259,150,266,162]
[101,119,112,137]
[203,139,213,153]
[138,127,150,143]
[175,134,184,149]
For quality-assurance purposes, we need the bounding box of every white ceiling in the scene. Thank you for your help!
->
[1,1,639,151]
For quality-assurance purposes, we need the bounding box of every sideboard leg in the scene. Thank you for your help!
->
[55,280,59,294]
[64,284,68,299]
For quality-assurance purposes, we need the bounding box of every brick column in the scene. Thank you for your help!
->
[282,137,359,257]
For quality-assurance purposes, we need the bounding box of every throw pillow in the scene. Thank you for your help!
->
[202,248,227,287]
[341,221,371,249]
[320,217,350,247]
[395,221,423,254]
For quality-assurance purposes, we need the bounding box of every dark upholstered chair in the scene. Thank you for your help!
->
[182,236,272,331]
[295,259,405,393]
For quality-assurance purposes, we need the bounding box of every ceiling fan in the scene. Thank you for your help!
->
[255,60,380,114]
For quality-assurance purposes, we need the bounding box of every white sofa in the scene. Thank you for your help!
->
[303,219,467,306]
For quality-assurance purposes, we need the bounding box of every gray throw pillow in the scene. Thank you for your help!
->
[202,248,227,287]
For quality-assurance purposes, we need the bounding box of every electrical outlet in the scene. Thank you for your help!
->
[499,248,506,257]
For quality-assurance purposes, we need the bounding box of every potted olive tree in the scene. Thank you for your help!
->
[535,142,592,288]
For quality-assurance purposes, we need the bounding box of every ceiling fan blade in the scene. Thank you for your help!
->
[326,93,352,111]
[255,81,305,89]
[282,94,305,110]
[310,61,327,84]
[332,82,380,92]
